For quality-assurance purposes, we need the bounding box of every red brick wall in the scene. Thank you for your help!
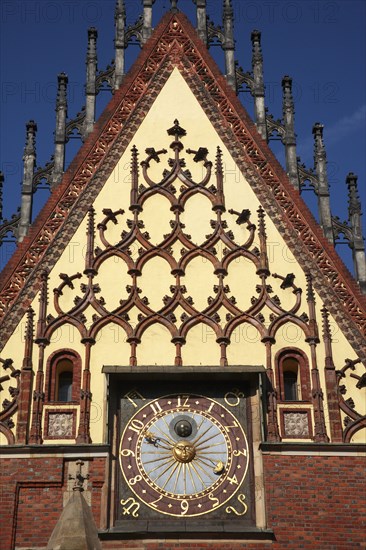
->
[0,456,105,550]
[262,454,366,549]
[0,453,365,550]
[0,457,64,549]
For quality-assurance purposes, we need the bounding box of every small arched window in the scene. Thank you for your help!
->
[276,349,311,402]
[45,350,81,403]
[283,370,298,401]
[57,363,73,402]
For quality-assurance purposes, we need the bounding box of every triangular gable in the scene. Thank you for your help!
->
[0,12,365,358]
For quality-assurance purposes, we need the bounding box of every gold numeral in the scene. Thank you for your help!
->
[207,402,215,413]
[150,495,163,509]
[124,389,146,409]
[177,395,190,408]
[233,448,247,457]
[120,497,140,517]
[226,494,247,516]
[128,419,144,434]
[224,420,238,432]
[227,474,239,485]
[149,401,162,415]
[128,475,142,486]
[121,448,135,457]
[180,499,189,515]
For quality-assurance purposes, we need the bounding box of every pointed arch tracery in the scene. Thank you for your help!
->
[35,122,314,372]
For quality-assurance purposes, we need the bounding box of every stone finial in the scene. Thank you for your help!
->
[84,28,98,138]
[170,0,179,11]
[85,207,97,276]
[281,75,299,189]
[114,0,126,89]
[24,120,37,157]
[56,72,68,111]
[142,0,156,43]
[194,0,207,44]
[36,270,49,343]
[282,75,294,118]
[87,27,98,61]
[215,146,224,209]
[130,145,139,208]
[25,306,35,343]
[321,305,335,368]
[257,206,269,276]
[346,172,366,293]
[321,306,332,343]
[115,0,125,18]
[222,0,236,91]
[312,123,333,244]
[251,29,262,64]
[305,271,315,303]
[18,121,37,242]
[51,73,68,189]
[347,172,361,215]
[251,30,267,141]
[223,0,233,18]
[313,122,326,160]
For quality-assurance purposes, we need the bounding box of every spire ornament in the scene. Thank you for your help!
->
[16,306,35,443]
[194,0,207,44]
[52,73,68,189]
[312,123,333,244]
[321,306,342,441]
[142,0,156,43]
[18,120,37,242]
[84,27,98,138]
[84,207,96,276]
[282,75,299,189]
[114,0,126,89]
[251,30,267,141]
[214,146,225,210]
[257,206,269,276]
[223,0,236,91]
[346,173,366,293]
[130,145,140,210]
[170,0,179,12]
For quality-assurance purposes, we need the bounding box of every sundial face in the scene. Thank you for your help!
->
[119,392,249,518]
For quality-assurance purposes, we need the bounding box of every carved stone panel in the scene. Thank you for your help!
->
[282,410,310,438]
[44,409,76,439]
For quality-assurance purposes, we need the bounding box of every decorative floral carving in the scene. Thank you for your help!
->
[337,359,366,442]
[47,412,74,438]
[283,412,309,437]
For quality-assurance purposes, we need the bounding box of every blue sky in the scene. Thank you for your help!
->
[0,0,365,273]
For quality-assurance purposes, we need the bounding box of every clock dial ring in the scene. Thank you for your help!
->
[119,393,249,518]
[135,407,232,499]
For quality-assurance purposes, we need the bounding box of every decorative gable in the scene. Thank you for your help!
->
[0,5,366,548]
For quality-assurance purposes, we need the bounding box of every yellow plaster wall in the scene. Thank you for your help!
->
[1,68,365,446]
